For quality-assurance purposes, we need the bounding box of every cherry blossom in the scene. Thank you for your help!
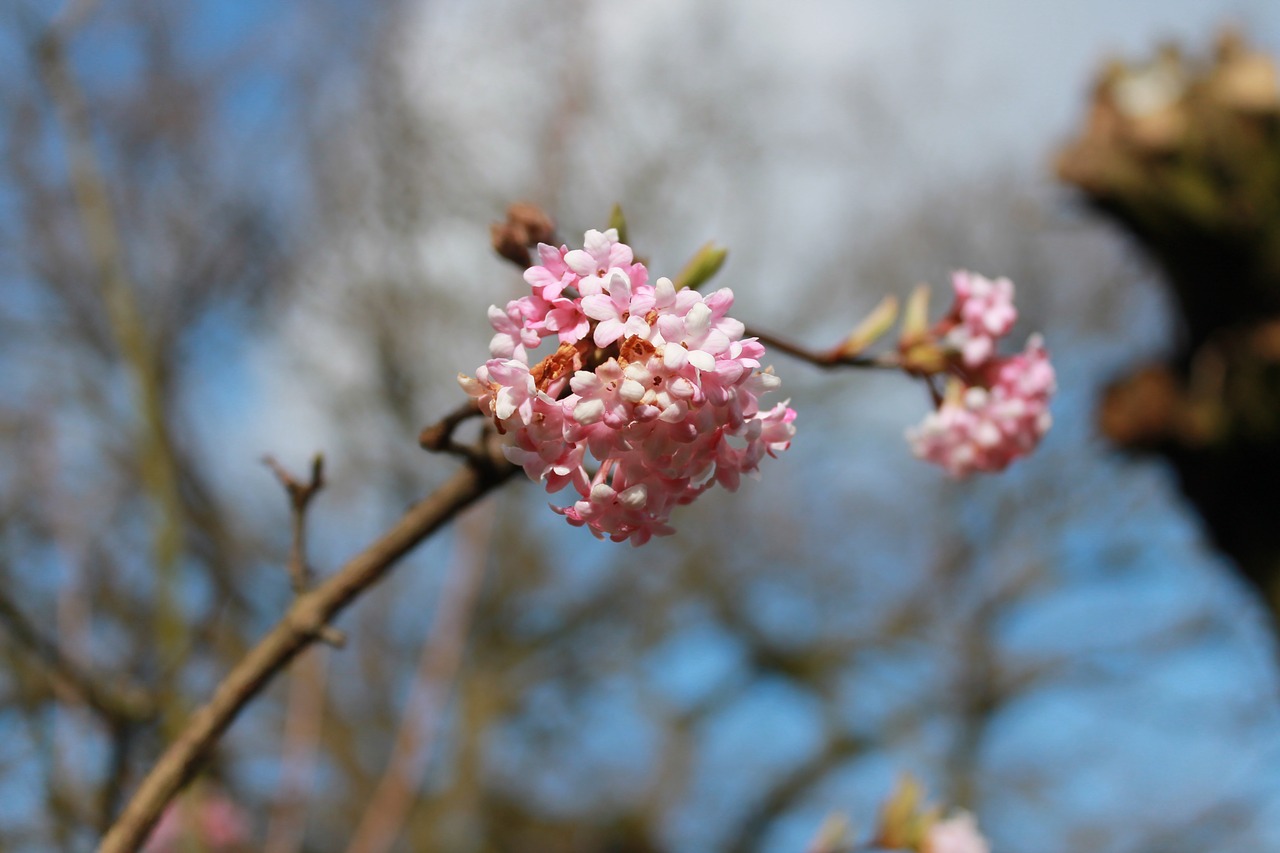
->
[460,229,795,544]
[944,270,1018,367]
[907,333,1055,477]
[903,266,1053,476]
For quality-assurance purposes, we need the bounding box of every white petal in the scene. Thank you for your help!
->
[618,484,648,509]
[619,379,646,402]
[574,398,605,425]
[687,349,716,372]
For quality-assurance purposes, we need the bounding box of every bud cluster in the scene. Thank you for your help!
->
[905,271,1056,477]
[460,229,795,545]
[872,775,992,853]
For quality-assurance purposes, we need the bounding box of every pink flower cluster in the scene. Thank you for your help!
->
[943,270,1017,367]
[144,792,250,852]
[461,229,795,545]
[907,272,1055,477]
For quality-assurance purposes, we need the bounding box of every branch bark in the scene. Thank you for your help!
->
[98,442,516,853]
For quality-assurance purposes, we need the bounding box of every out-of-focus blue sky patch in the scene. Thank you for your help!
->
[179,1,277,67]
[742,575,827,650]
[835,647,945,739]
[669,676,827,848]
[0,715,44,829]
[484,675,662,816]
[998,571,1224,660]
[1146,639,1280,722]
[643,612,749,712]
[69,17,145,92]
[983,668,1280,851]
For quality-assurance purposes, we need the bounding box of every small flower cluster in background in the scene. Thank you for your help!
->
[143,789,250,853]
[806,776,991,853]
[461,228,795,545]
[904,271,1054,477]
[875,775,990,853]
[828,268,1054,477]
[838,269,1054,478]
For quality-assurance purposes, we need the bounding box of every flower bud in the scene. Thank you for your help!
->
[837,294,899,358]
[674,241,728,291]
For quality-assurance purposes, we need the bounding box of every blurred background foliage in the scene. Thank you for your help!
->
[3,1,1280,852]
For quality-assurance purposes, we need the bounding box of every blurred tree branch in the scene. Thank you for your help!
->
[35,0,189,699]
[345,506,495,853]
[0,587,155,724]
[100,420,518,852]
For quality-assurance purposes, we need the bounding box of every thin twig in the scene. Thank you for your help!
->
[257,454,335,850]
[263,454,343,647]
[263,454,327,594]
[98,430,518,853]
[418,402,484,460]
[262,645,332,853]
[344,502,496,853]
[259,454,336,853]
[747,326,900,371]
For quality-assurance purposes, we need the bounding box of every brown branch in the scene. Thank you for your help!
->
[98,434,518,853]
[747,327,900,372]
[263,454,327,595]
[261,456,335,853]
[263,454,343,647]
[418,402,484,460]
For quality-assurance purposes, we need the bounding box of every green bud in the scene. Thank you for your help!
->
[878,774,925,848]
[674,242,728,291]
[900,284,932,346]
[838,294,899,357]
[608,203,629,245]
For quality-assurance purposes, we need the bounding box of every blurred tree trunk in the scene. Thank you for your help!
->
[1059,31,1280,619]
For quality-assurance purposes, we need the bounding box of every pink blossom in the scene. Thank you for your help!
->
[564,228,634,276]
[460,229,796,544]
[488,298,543,361]
[907,334,1055,477]
[537,295,591,344]
[143,792,251,852]
[523,242,576,299]
[945,270,1018,367]
[907,267,1053,477]
[925,812,991,853]
[563,228,648,296]
[580,271,656,347]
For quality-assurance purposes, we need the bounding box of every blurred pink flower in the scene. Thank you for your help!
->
[143,791,250,853]
[944,270,1018,367]
[925,812,991,853]
[908,324,1055,478]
